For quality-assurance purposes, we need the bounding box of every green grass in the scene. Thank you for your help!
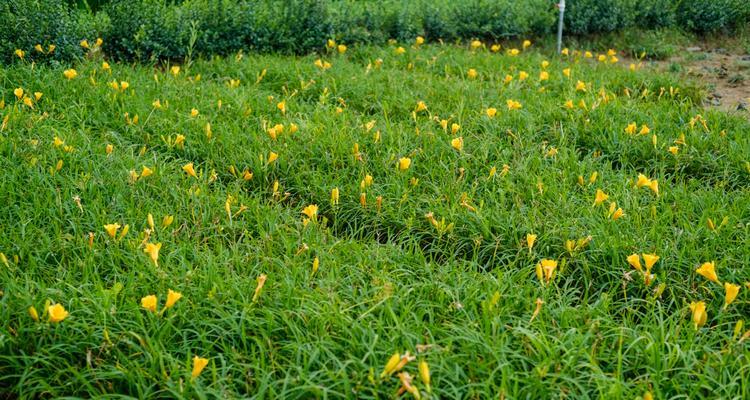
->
[1,41,749,399]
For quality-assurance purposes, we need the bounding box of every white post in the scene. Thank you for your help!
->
[556,0,566,54]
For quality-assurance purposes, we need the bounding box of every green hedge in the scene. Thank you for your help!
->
[2,0,749,64]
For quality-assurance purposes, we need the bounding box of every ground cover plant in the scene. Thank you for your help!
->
[1,37,750,398]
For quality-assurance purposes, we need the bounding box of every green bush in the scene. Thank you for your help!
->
[0,0,100,65]
[676,0,750,33]
[564,0,637,34]
[634,0,677,28]
[105,0,258,61]
[255,0,332,54]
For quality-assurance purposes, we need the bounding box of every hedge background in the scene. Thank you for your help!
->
[3,0,749,64]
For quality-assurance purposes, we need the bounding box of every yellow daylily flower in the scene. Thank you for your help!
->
[182,163,197,178]
[398,157,411,171]
[696,261,719,283]
[47,303,69,323]
[143,242,162,267]
[192,356,209,379]
[627,254,642,272]
[725,283,740,309]
[141,295,157,312]
[63,69,78,80]
[451,137,464,152]
[165,289,182,309]
[689,301,707,329]
[593,189,608,206]
[104,223,121,238]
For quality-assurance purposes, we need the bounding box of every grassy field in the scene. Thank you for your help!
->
[1,39,750,398]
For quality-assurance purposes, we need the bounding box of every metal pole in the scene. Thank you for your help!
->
[556,0,566,54]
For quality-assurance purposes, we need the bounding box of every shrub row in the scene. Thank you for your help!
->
[2,0,749,64]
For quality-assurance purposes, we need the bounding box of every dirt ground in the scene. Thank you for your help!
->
[650,45,750,117]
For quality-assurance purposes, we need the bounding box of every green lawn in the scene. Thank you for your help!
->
[1,41,749,399]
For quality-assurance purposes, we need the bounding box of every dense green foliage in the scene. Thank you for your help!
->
[1,40,749,398]
[2,0,750,63]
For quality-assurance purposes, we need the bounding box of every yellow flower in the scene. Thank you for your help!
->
[47,303,69,323]
[696,261,719,283]
[636,174,651,188]
[120,81,129,90]
[105,144,114,155]
[381,352,401,378]
[34,92,42,101]
[627,254,642,271]
[182,163,197,178]
[575,80,586,92]
[504,74,513,84]
[302,204,319,221]
[611,207,624,220]
[143,242,162,267]
[415,101,427,113]
[643,254,659,271]
[80,39,90,49]
[331,187,340,205]
[668,146,679,155]
[174,134,185,148]
[526,233,537,252]
[313,257,320,275]
[518,71,529,81]
[398,157,411,171]
[536,259,558,284]
[689,301,707,329]
[165,289,182,309]
[394,46,406,55]
[170,66,180,76]
[337,44,347,54]
[48,44,56,53]
[102,62,110,71]
[561,47,569,56]
[467,68,478,79]
[15,49,25,59]
[539,71,549,81]
[327,39,336,49]
[639,125,650,135]
[277,101,286,114]
[104,223,121,238]
[192,356,209,379]
[29,306,39,321]
[415,36,425,45]
[451,137,463,152]
[593,189,608,206]
[470,40,482,50]
[522,40,531,49]
[34,44,43,53]
[724,283,740,309]
[267,151,278,164]
[584,51,593,58]
[649,180,659,196]
[506,99,522,110]
[564,100,574,109]
[625,122,637,135]
[63,69,78,80]
[486,107,497,118]
[562,68,571,77]
[141,295,157,312]
[140,166,153,178]
[490,44,501,52]
[190,108,199,117]
[450,123,460,134]
[419,360,431,392]
[13,88,23,99]
[162,215,174,227]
